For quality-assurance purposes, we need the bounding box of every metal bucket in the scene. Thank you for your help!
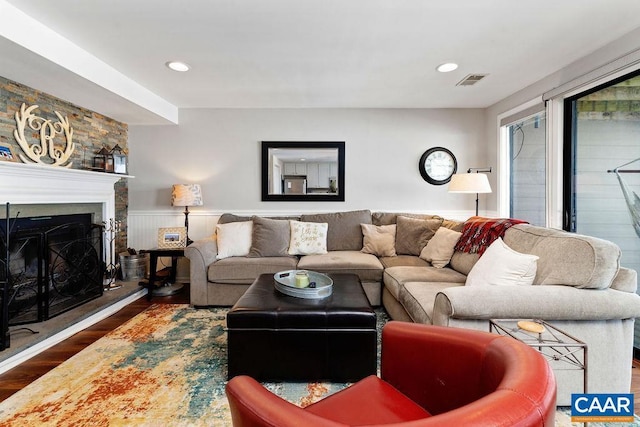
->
[119,254,148,281]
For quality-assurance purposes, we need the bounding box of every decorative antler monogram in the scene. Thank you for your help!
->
[13,103,75,167]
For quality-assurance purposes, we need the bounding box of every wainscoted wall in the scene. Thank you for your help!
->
[0,76,130,253]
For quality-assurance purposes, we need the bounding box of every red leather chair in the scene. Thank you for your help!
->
[226,321,557,426]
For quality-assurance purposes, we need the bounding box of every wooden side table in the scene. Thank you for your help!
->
[139,248,185,301]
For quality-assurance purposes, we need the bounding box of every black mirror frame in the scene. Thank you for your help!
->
[261,141,345,202]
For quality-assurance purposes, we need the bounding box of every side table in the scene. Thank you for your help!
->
[139,248,185,301]
[490,319,588,393]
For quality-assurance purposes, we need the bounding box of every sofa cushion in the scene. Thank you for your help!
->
[216,221,253,260]
[208,256,298,284]
[419,226,462,268]
[465,238,538,287]
[361,224,397,257]
[298,251,384,282]
[395,216,442,256]
[301,210,372,251]
[449,251,480,276]
[288,220,328,255]
[218,213,252,224]
[399,281,465,324]
[380,255,429,269]
[503,224,621,289]
[248,216,290,257]
[371,212,443,226]
[383,266,466,300]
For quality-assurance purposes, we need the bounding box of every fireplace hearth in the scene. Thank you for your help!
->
[1,214,103,329]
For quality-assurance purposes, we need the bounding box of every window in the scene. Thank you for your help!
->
[500,104,547,225]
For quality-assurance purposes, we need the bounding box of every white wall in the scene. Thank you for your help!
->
[127,108,486,248]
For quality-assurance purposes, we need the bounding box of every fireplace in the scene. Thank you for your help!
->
[0,161,130,350]
[1,214,103,325]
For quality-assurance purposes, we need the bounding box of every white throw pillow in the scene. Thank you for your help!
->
[216,221,253,259]
[419,226,462,268]
[465,237,539,286]
[288,220,328,255]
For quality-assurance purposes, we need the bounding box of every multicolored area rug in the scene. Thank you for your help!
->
[0,304,637,426]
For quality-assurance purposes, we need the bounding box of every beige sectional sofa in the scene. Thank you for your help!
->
[185,210,640,405]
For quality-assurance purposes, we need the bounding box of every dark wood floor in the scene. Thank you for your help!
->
[0,285,639,409]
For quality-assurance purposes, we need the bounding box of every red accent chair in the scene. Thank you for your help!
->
[225,321,557,426]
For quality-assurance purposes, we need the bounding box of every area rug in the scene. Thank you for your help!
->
[0,304,636,426]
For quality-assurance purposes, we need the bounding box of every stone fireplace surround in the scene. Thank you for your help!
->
[0,161,144,373]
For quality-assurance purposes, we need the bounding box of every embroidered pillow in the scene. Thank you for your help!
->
[361,224,397,257]
[288,221,328,255]
[465,237,539,286]
[216,221,253,260]
[419,226,462,268]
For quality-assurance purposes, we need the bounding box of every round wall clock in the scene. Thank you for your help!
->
[419,147,457,185]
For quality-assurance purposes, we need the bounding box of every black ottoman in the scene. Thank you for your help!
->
[227,273,377,382]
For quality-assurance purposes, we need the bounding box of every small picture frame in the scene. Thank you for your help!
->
[157,227,187,249]
[0,143,17,162]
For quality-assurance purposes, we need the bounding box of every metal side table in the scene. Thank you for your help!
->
[490,319,587,393]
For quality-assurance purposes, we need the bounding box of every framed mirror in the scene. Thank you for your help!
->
[261,141,345,201]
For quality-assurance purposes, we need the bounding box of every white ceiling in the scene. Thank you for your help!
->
[2,0,640,125]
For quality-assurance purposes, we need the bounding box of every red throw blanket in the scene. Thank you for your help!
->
[454,216,528,256]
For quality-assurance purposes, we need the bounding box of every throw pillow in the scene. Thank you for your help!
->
[300,210,371,251]
[361,224,397,257]
[216,221,253,260]
[419,226,462,268]
[288,221,328,255]
[465,237,539,286]
[395,216,443,255]
[248,216,291,257]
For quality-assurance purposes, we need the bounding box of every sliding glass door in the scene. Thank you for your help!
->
[564,70,640,351]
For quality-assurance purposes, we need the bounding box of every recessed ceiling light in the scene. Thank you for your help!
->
[166,61,190,72]
[436,63,458,73]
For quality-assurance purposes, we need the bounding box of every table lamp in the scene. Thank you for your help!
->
[171,184,203,245]
[448,168,492,216]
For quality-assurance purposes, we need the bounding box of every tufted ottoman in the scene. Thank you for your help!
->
[227,273,377,382]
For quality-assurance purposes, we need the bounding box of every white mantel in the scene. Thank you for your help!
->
[0,161,132,220]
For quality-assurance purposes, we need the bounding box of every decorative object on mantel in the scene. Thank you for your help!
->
[0,143,17,163]
[111,144,127,174]
[171,184,203,245]
[92,147,111,172]
[102,218,122,291]
[13,103,75,168]
[448,167,493,216]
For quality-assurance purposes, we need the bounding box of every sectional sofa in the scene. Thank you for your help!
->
[184,209,640,405]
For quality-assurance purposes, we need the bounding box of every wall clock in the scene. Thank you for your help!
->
[418,147,457,185]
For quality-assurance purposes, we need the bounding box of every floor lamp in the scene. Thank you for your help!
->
[448,168,492,216]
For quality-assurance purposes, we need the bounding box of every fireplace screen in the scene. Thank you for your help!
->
[1,214,103,326]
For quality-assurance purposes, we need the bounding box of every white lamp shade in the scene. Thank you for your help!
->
[448,173,492,194]
[171,184,203,207]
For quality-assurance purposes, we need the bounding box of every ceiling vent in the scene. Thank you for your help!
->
[456,74,488,86]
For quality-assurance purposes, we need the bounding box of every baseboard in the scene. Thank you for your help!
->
[0,288,148,375]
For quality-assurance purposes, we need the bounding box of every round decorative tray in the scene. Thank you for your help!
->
[274,270,333,299]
